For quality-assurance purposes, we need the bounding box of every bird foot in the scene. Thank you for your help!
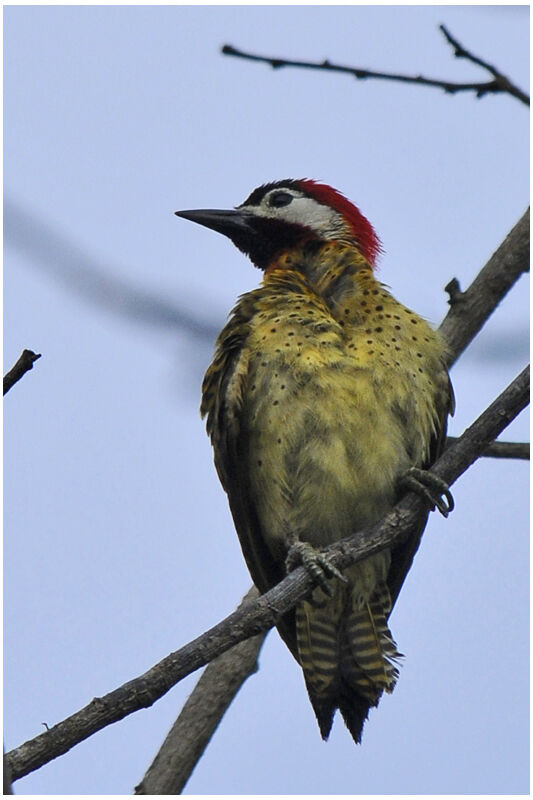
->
[285,540,347,595]
[400,467,454,517]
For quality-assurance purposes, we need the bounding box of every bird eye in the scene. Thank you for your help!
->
[269,191,293,208]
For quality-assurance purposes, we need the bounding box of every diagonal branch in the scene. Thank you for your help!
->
[134,588,266,795]
[5,364,529,783]
[130,435,533,798]
[439,208,529,366]
[222,25,529,107]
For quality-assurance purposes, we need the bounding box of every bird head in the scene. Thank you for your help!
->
[176,179,381,271]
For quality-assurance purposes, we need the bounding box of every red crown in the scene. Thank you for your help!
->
[297,179,382,266]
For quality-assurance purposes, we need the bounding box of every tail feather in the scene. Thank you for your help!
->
[296,588,341,740]
[338,683,372,744]
[295,577,402,744]
[306,685,337,741]
[344,581,401,698]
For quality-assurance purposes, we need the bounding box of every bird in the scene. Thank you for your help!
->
[176,179,454,744]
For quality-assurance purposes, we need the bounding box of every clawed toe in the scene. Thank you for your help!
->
[286,541,347,594]
[400,467,454,517]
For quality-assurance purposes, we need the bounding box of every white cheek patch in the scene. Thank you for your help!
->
[240,195,345,239]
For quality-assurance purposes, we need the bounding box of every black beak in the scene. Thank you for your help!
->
[175,208,255,239]
[175,205,309,271]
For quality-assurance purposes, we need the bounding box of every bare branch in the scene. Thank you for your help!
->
[439,208,529,367]
[446,437,529,460]
[439,24,530,106]
[5,364,529,783]
[134,587,266,795]
[3,350,42,395]
[222,25,529,106]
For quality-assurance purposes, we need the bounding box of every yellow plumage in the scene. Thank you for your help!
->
[201,241,451,741]
[179,179,453,742]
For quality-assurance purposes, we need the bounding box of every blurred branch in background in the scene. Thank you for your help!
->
[223,24,530,106]
[5,363,529,785]
[4,196,529,368]
[4,198,219,343]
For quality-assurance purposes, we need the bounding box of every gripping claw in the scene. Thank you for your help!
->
[400,467,454,517]
[286,540,347,595]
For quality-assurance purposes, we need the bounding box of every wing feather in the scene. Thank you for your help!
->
[202,303,298,654]
[388,364,454,608]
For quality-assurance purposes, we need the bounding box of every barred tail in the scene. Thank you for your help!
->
[295,579,402,744]
[295,587,341,740]
[339,581,402,742]
[343,581,401,699]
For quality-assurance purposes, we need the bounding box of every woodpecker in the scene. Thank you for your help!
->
[176,179,454,743]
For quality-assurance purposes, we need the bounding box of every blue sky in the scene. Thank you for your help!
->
[4,5,529,795]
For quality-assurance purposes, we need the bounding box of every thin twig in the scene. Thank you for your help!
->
[439,24,530,106]
[134,587,266,795]
[5,364,529,783]
[3,350,42,395]
[446,437,529,460]
[222,25,529,107]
